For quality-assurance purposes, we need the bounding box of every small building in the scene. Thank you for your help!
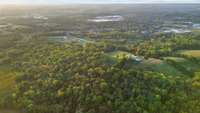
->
[126,54,144,62]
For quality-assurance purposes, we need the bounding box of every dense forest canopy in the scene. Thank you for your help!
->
[0,4,200,113]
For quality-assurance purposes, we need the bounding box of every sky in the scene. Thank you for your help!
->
[0,0,199,4]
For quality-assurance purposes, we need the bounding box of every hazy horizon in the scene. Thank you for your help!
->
[0,0,200,5]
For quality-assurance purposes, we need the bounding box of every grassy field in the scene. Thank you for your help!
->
[163,57,185,62]
[105,51,133,65]
[107,51,132,59]
[177,50,200,58]
[164,57,200,74]
[140,58,183,76]
[106,51,183,76]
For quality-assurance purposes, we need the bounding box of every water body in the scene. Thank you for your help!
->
[88,15,123,22]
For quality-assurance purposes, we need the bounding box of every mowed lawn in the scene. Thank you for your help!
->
[177,50,200,58]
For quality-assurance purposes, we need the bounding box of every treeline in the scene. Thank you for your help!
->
[132,34,200,58]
